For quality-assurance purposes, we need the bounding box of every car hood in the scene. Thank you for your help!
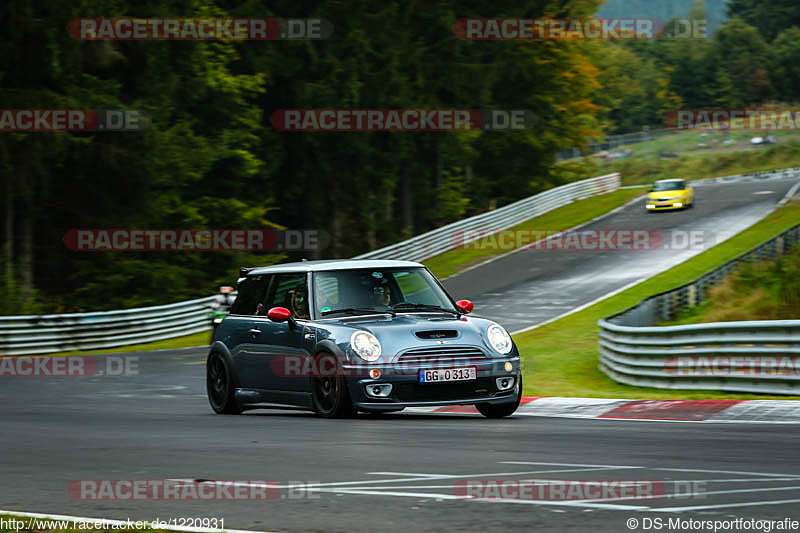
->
[648,190,686,200]
[325,312,507,358]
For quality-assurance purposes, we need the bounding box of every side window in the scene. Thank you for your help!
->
[266,274,310,319]
[230,275,271,316]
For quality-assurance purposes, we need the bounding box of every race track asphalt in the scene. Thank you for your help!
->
[443,178,800,332]
[2,177,800,532]
[2,357,800,532]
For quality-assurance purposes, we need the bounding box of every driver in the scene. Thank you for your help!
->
[371,282,391,307]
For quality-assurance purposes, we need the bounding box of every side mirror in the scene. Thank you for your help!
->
[267,307,291,322]
[267,306,298,329]
[456,299,474,314]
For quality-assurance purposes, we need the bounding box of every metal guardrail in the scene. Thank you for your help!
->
[690,166,800,186]
[0,296,216,355]
[598,222,800,395]
[355,173,621,262]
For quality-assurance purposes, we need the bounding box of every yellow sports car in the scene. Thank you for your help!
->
[645,178,694,211]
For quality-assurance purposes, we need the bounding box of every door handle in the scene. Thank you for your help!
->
[248,328,261,336]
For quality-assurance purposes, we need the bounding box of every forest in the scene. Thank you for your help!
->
[2,0,799,313]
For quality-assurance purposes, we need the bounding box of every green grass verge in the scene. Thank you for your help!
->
[664,245,800,325]
[50,330,209,356]
[0,513,174,533]
[584,136,800,187]
[514,199,800,400]
[423,188,644,279]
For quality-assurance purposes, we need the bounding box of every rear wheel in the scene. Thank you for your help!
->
[311,353,355,418]
[476,377,523,418]
[206,352,242,414]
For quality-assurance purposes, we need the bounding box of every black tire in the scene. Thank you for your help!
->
[476,377,523,418]
[206,352,242,414]
[311,352,355,418]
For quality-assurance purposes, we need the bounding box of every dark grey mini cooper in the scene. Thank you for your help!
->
[206,260,523,418]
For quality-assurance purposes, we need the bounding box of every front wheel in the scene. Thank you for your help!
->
[476,377,523,418]
[311,353,355,418]
[206,352,242,414]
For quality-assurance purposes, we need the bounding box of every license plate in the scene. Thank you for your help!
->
[419,367,477,383]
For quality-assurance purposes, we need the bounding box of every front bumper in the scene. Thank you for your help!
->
[344,356,521,411]
[646,201,685,211]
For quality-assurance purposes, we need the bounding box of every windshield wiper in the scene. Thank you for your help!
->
[391,303,461,316]
[321,307,396,317]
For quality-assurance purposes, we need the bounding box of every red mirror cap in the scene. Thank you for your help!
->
[456,300,473,314]
[267,307,292,322]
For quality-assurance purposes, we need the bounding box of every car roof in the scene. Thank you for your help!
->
[655,178,685,184]
[246,259,424,275]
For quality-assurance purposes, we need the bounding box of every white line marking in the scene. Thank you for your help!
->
[501,461,642,469]
[322,488,652,510]
[469,498,652,511]
[365,472,448,478]
[170,468,621,491]
[340,477,800,491]
[656,468,800,478]
[0,510,269,533]
[511,277,649,335]
[320,488,463,500]
[656,498,800,513]
[562,416,800,425]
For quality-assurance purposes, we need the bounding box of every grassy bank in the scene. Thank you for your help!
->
[666,245,800,325]
[423,188,643,279]
[514,198,800,400]
[584,136,800,187]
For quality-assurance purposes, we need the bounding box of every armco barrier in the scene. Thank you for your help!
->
[0,296,216,356]
[598,223,800,395]
[354,173,621,261]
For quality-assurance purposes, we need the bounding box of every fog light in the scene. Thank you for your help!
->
[366,383,392,398]
[504,362,513,372]
[369,368,381,379]
[496,377,515,391]
[673,202,683,207]
[646,204,655,209]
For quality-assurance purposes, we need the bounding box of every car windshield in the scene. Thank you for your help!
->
[313,267,456,317]
[653,180,685,191]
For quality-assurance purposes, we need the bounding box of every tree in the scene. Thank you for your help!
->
[771,27,800,103]
[706,18,772,107]
[728,0,800,42]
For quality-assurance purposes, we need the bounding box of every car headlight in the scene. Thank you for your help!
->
[487,325,513,354]
[350,331,382,362]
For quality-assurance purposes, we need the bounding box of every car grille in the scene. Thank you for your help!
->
[396,346,487,365]
[393,378,496,402]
